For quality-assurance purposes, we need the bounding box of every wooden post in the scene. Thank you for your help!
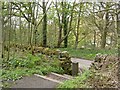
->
[72,62,78,76]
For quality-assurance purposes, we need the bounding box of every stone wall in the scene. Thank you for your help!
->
[8,44,72,74]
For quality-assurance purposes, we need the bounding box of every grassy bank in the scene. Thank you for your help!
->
[58,48,117,60]
[57,70,91,88]
[2,53,64,87]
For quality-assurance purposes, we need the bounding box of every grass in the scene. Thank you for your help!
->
[57,70,91,88]
[58,48,117,60]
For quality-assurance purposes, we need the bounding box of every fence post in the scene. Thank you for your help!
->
[72,62,78,76]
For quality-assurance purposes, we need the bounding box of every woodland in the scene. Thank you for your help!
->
[0,1,120,88]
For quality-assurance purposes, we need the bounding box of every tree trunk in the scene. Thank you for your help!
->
[34,2,38,46]
[101,11,108,48]
[7,2,12,61]
[56,2,69,48]
[57,26,62,47]
[63,14,68,48]
[93,3,96,48]
[19,4,22,47]
[1,2,4,58]
[32,2,36,46]
[93,30,96,47]
[0,2,3,58]
[75,36,79,49]
[55,2,62,48]
[74,3,81,49]
[42,1,47,47]
[63,2,68,48]
[101,30,107,48]
[28,2,32,46]
[14,19,17,52]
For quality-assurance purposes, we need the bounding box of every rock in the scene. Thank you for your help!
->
[61,51,69,58]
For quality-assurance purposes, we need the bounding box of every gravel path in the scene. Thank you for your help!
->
[71,58,93,69]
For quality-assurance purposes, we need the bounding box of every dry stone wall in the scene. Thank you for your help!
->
[8,44,72,74]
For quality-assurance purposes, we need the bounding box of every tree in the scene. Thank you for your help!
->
[74,2,82,49]
[90,2,115,48]
[62,2,68,48]
[7,2,12,61]
[55,1,72,48]
[1,2,4,58]
[19,3,22,46]
[55,1,62,47]
[42,1,47,47]
[0,2,2,58]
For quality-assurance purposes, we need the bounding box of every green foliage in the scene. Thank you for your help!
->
[2,53,64,84]
[6,54,40,68]
[57,70,91,88]
[59,48,117,60]
[2,68,31,81]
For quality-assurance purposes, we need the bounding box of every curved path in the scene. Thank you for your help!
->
[71,58,93,69]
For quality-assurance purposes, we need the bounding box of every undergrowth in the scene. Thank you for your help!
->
[2,53,64,87]
[57,70,91,88]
